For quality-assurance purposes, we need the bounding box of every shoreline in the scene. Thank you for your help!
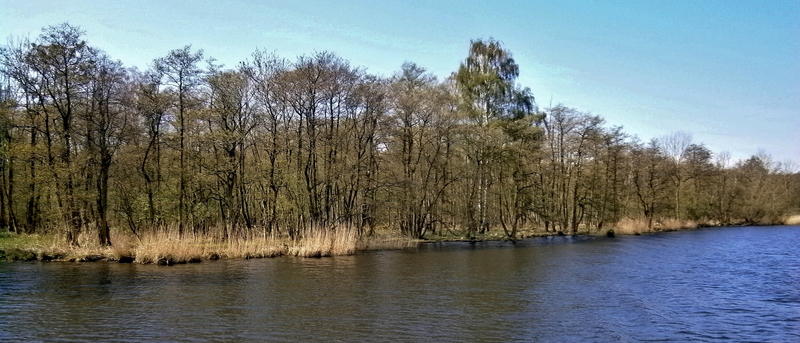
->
[1,220,796,264]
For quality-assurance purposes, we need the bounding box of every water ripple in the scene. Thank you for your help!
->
[1,226,798,342]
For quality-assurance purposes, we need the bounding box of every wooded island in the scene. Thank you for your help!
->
[1,23,798,262]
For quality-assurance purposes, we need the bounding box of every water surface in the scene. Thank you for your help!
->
[1,226,798,342]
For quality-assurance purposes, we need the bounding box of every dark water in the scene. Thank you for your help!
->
[1,226,798,342]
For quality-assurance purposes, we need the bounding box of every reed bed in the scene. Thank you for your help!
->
[612,218,699,235]
[784,215,800,225]
[130,226,409,263]
[0,225,419,264]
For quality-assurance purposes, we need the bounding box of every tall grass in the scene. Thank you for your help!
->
[285,227,357,257]
[784,215,800,225]
[1,225,417,264]
[130,226,387,263]
[612,218,698,235]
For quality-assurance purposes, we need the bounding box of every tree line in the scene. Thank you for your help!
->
[1,23,798,246]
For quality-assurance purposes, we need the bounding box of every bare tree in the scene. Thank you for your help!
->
[660,131,693,220]
[84,53,129,246]
[153,46,204,238]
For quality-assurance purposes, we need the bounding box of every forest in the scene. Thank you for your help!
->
[1,23,798,251]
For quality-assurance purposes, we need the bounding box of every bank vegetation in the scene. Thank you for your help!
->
[1,23,798,262]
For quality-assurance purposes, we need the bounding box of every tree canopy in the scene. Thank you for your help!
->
[1,24,797,246]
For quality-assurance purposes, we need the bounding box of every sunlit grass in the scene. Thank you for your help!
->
[784,215,800,225]
[6,214,767,263]
[0,229,120,261]
[612,218,699,235]
[1,224,419,264]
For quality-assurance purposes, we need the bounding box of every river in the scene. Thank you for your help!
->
[1,225,798,342]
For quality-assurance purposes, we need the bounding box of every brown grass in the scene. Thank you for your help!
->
[130,227,372,263]
[784,215,800,225]
[612,218,699,235]
[612,218,650,235]
[657,218,698,231]
[1,225,418,264]
[285,228,357,257]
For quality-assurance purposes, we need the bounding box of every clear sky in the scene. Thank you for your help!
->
[2,0,799,165]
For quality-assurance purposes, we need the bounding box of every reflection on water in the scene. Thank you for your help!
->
[1,226,798,342]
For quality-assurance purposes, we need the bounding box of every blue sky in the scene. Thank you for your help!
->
[2,0,799,165]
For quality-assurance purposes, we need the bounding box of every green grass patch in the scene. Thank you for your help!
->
[0,232,53,261]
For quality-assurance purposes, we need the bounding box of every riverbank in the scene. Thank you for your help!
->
[2,217,797,264]
[0,225,589,263]
[0,229,417,264]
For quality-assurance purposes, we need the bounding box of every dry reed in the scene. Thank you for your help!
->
[784,215,800,225]
[0,224,421,263]
[612,218,699,235]
[127,227,367,262]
